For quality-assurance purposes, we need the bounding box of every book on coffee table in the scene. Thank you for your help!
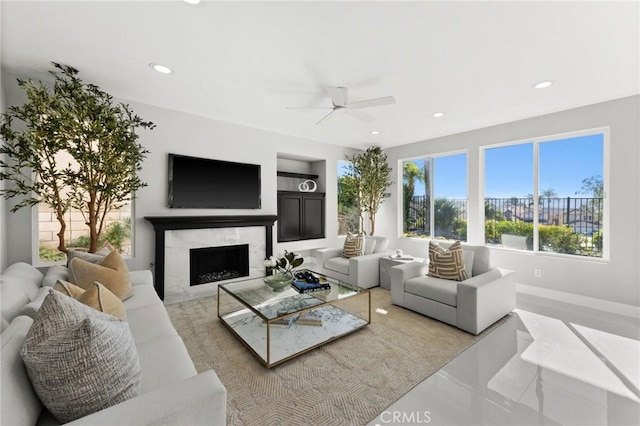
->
[291,279,331,293]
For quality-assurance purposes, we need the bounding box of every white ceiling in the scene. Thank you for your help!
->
[1,1,639,149]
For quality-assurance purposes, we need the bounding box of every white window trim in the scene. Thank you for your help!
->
[399,149,469,240]
[480,126,610,261]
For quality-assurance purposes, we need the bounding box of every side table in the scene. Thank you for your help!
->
[379,256,424,290]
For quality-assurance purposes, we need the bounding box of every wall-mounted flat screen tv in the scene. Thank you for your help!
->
[168,154,261,209]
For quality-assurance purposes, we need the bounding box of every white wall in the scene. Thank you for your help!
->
[2,70,357,273]
[377,95,640,307]
[0,2,7,272]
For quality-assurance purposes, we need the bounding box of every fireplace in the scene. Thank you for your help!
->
[144,215,278,300]
[190,244,249,285]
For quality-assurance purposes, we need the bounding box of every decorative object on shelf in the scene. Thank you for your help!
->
[297,179,317,192]
[263,274,294,292]
[264,251,304,276]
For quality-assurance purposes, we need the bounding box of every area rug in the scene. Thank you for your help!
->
[166,288,500,426]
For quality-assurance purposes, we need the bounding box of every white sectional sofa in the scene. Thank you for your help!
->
[1,262,227,425]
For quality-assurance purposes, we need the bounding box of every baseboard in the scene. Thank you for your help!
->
[516,283,640,319]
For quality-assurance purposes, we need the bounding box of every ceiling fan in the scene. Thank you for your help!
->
[289,86,396,126]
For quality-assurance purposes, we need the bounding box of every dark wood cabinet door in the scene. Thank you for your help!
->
[277,194,302,242]
[277,192,325,242]
[302,195,324,238]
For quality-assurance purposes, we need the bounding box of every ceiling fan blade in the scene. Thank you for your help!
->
[347,96,396,109]
[286,106,333,110]
[347,109,376,123]
[326,86,348,107]
[315,110,338,126]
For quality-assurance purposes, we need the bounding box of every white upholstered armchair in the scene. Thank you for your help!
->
[315,236,391,289]
[389,241,516,334]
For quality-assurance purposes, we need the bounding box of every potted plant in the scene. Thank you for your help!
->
[0,62,155,254]
[345,146,392,235]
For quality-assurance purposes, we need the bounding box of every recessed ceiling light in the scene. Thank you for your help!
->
[149,63,173,74]
[433,112,445,118]
[534,80,553,89]
[183,0,201,4]
[370,130,380,135]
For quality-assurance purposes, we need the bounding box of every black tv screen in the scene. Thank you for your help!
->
[168,154,261,209]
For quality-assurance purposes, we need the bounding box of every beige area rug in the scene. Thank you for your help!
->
[166,288,500,426]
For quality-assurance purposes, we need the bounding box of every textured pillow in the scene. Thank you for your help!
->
[342,232,365,258]
[54,280,126,320]
[20,291,140,423]
[427,241,469,281]
[69,250,133,300]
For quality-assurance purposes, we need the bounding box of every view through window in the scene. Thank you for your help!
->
[484,131,605,258]
[402,153,467,241]
[337,160,359,235]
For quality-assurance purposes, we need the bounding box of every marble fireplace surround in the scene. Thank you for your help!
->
[144,216,278,300]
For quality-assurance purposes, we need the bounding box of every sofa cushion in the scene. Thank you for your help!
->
[1,316,42,426]
[54,280,127,320]
[66,243,112,267]
[69,250,133,300]
[1,262,43,300]
[42,265,70,287]
[342,232,364,258]
[2,280,33,326]
[371,236,390,253]
[20,291,141,423]
[18,286,51,319]
[127,304,179,344]
[136,335,198,394]
[324,256,350,276]
[462,250,475,277]
[428,241,469,281]
[405,275,458,307]
[122,282,164,310]
[363,238,377,255]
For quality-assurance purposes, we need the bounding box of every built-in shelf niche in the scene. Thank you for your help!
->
[276,155,326,193]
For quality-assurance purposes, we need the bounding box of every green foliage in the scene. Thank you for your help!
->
[102,218,131,251]
[453,219,467,241]
[576,175,603,198]
[539,225,584,254]
[434,198,459,238]
[0,62,154,253]
[403,162,424,232]
[592,229,603,251]
[69,235,91,248]
[39,246,66,262]
[346,147,392,235]
[485,220,533,246]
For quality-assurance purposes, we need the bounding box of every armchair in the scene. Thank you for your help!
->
[389,241,515,334]
[316,236,391,288]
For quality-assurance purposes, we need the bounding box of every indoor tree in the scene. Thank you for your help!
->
[345,146,392,235]
[0,62,155,254]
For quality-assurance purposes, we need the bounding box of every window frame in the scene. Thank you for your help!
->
[398,149,469,241]
[480,126,609,261]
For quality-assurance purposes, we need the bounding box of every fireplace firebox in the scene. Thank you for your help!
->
[189,244,250,285]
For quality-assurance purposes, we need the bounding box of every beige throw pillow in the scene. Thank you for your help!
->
[20,291,141,423]
[66,242,113,268]
[342,232,365,258]
[69,250,133,300]
[54,280,126,321]
[427,241,469,281]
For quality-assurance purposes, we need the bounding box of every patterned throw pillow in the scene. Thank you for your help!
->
[20,291,140,423]
[427,241,469,281]
[342,232,365,258]
[69,249,133,300]
[54,280,127,321]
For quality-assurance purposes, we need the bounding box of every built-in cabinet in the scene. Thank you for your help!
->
[275,163,325,243]
[277,190,325,242]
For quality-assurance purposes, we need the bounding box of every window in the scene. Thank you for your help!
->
[402,152,467,241]
[483,129,606,258]
[36,152,133,264]
[337,160,359,235]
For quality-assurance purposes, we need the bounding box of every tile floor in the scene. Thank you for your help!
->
[367,293,640,426]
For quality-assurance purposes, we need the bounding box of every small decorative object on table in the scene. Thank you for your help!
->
[263,251,304,292]
[292,271,331,293]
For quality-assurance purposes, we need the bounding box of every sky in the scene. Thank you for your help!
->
[337,133,603,200]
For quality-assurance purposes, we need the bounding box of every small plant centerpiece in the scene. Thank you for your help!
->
[263,251,304,292]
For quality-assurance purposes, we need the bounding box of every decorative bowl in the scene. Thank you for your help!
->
[263,273,293,292]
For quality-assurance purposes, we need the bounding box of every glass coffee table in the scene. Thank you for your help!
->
[217,270,371,368]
